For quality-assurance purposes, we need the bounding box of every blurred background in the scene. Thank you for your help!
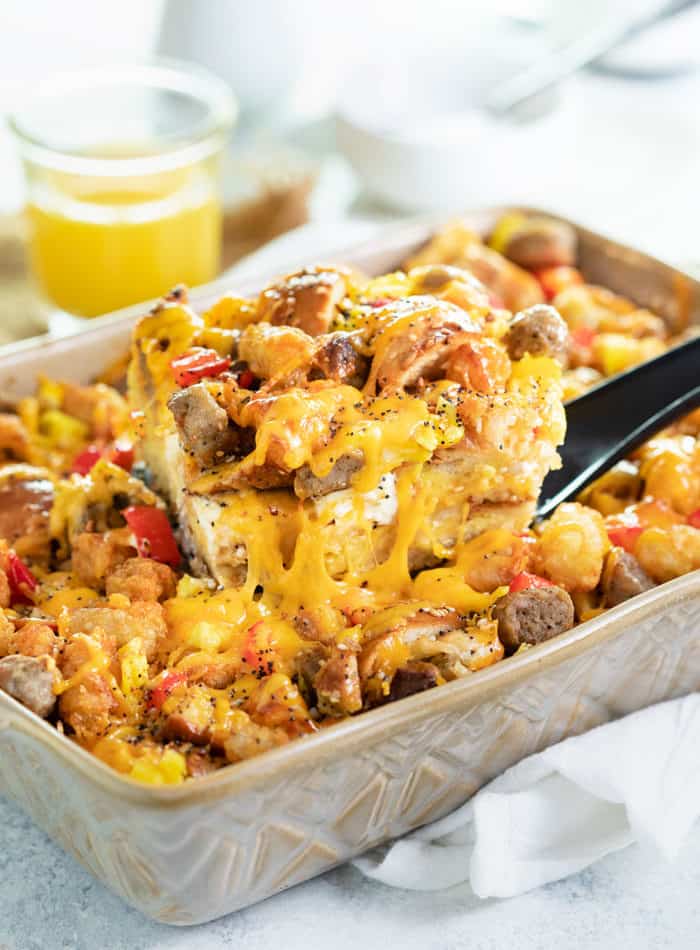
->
[1,0,699,342]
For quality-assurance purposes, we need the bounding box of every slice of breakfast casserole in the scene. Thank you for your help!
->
[129,260,566,599]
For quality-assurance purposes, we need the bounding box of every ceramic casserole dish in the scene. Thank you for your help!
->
[1,207,700,925]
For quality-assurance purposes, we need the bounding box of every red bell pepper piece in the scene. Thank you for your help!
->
[237,369,256,390]
[71,441,134,476]
[146,670,187,711]
[687,509,700,530]
[607,522,643,553]
[242,621,274,676]
[71,445,104,476]
[6,551,38,605]
[369,297,395,308]
[535,265,583,302]
[110,440,134,472]
[570,326,597,349]
[170,347,231,387]
[122,506,181,566]
[509,572,554,594]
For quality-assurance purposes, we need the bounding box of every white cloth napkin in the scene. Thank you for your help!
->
[353,693,700,897]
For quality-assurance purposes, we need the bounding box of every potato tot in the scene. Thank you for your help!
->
[635,525,700,584]
[639,449,699,516]
[58,673,117,743]
[534,502,609,592]
[459,530,533,593]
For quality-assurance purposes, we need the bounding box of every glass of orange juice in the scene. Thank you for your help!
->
[9,61,236,319]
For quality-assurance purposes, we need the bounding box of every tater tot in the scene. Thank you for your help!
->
[11,621,60,659]
[460,530,533,593]
[58,673,118,743]
[632,498,686,530]
[635,525,700,584]
[534,502,610,592]
[640,451,698,516]
[0,612,15,655]
[0,617,61,659]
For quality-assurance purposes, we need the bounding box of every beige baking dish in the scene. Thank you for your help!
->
[1,208,700,925]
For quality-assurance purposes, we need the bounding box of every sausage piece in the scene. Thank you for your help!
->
[600,547,654,608]
[0,654,56,718]
[168,383,250,467]
[293,453,363,500]
[502,219,576,271]
[389,662,439,702]
[505,305,569,364]
[493,586,575,654]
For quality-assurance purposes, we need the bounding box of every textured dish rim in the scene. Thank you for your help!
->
[1,204,697,807]
[3,570,699,806]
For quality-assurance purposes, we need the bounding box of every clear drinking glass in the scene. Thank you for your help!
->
[9,61,236,319]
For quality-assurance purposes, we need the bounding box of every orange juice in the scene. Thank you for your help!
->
[26,163,221,317]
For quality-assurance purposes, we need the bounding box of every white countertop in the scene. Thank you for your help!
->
[2,794,699,950]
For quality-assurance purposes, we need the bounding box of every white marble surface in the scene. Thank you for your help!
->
[1,794,699,950]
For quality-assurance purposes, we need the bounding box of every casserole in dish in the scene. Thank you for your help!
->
[1,208,700,923]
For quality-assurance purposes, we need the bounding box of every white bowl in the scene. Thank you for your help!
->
[336,29,562,212]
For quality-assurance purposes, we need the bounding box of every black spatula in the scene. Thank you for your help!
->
[536,336,700,519]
